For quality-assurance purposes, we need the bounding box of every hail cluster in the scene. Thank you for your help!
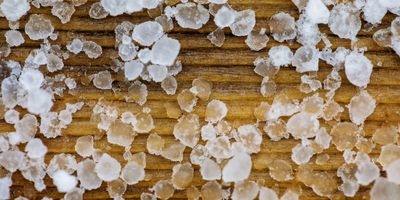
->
[0,0,400,199]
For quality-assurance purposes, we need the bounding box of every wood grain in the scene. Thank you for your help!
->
[2,0,399,199]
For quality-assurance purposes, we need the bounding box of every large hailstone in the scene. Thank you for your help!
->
[347,90,376,125]
[304,0,330,24]
[150,36,180,66]
[26,89,53,115]
[328,3,361,39]
[100,0,127,16]
[132,21,164,46]
[222,153,252,182]
[292,45,319,73]
[344,51,373,87]
[0,0,30,21]
[229,10,256,36]
[95,154,121,181]
[214,6,236,28]
[363,0,387,24]
[174,3,210,29]
[25,14,55,40]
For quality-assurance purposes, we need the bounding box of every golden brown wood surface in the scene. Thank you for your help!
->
[2,0,400,199]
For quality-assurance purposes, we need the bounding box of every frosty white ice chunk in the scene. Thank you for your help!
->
[214,6,236,28]
[139,0,161,9]
[269,12,297,42]
[287,112,319,139]
[245,29,269,51]
[200,157,221,181]
[0,176,12,200]
[1,76,18,108]
[46,54,64,72]
[26,89,53,115]
[0,150,24,172]
[205,100,228,123]
[292,45,319,73]
[138,48,151,63]
[25,138,47,159]
[173,114,200,148]
[259,187,279,200]
[328,3,361,39]
[237,125,263,154]
[0,0,30,21]
[148,64,168,82]
[100,0,127,16]
[386,160,400,184]
[132,21,164,46]
[75,136,94,158]
[66,39,83,54]
[229,10,256,36]
[370,177,400,200]
[95,153,121,181]
[4,109,19,124]
[93,70,113,89]
[124,60,144,81]
[363,0,387,24]
[5,30,24,47]
[355,161,380,185]
[51,2,76,24]
[222,153,252,182]
[151,36,180,66]
[344,51,373,88]
[291,143,314,165]
[268,45,293,67]
[89,2,109,19]
[296,14,321,46]
[347,90,376,125]
[77,159,102,190]
[304,0,330,24]
[25,14,54,40]
[118,42,137,61]
[19,68,44,91]
[121,162,145,185]
[52,170,78,193]
[83,40,102,59]
[174,3,210,29]
[379,0,400,9]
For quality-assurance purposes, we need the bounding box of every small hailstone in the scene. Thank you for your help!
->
[171,162,194,189]
[0,150,24,172]
[161,76,178,95]
[264,119,289,141]
[260,77,277,97]
[121,162,145,185]
[186,186,201,200]
[269,12,297,42]
[174,3,210,29]
[287,112,319,139]
[5,30,24,47]
[95,153,121,181]
[315,128,331,149]
[237,125,263,154]
[347,90,376,125]
[64,188,84,200]
[173,114,200,147]
[139,0,161,9]
[379,0,400,9]
[155,15,174,32]
[291,143,314,165]
[152,180,175,200]
[107,179,127,199]
[253,57,279,77]
[373,126,398,145]
[322,99,343,121]
[222,153,252,182]
[100,0,127,16]
[177,89,198,112]
[19,68,44,91]
[268,45,293,67]
[25,14,54,40]
[201,181,223,200]
[119,43,138,61]
[126,80,148,105]
[296,14,321,46]
[205,100,227,123]
[386,159,400,184]
[378,144,400,169]
[4,109,19,124]
[214,6,236,28]
[89,2,109,19]
[0,0,30,21]
[161,141,186,162]
[83,40,102,59]
[363,0,387,25]
[201,123,217,141]
[200,157,221,181]
[51,2,75,24]
[229,10,256,36]
[231,181,259,200]
[52,170,78,193]
[148,64,168,82]
[328,3,361,39]
[370,177,400,200]
[25,138,47,159]
[46,53,64,72]
[151,36,180,66]
[190,78,212,101]
[190,144,209,165]
[107,120,135,147]
[47,154,78,177]
[373,28,392,47]
[207,28,225,47]
[26,88,53,115]
[355,161,380,185]
[147,133,165,156]
[138,48,151,63]
[132,21,164,46]
[66,38,83,54]
[345,51,373,88]
[77,159,102,190]
[304,0,330,24]
[292,45,319,73]
[245,29,269,51]
[124,60,144,81]
[134,112,154,133]
[331,122,359,151]
[93,70,113,89]
[75,135,94,158]
[121,112,137,126]
[259,187,279,200]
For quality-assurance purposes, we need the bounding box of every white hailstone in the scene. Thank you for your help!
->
[291,143,314,165]
[200,158,221,181]
[107,120,135,147]
[121,162,145,185]
[26,89,53,115]
[171,162,194,189]
[245,29,269,51]
[121,112,137,126]
[139,0,161,9]
[370,178,400,199]
[231,181,259,200]
[148,64,168,82]
[33,51,48,66]
[0,150,25,172]
[205,100,228,123]
[229,10,256,36]
[269,12,297,42]
[124,60,144,81]
[386,159,400,184]
[14,114,37,144]
[77,159,102,190]
[268,45,293,67]
[66,39,83,54]
[305,0,330,24]
[315,128,331,149]
[347,90,376,125]
[1,76,18,108]
[4,109,19,124]
[161,75,178,95]
[190,144,209,165]
[25,138,47,159]
[5,30,24,47]
[201,123,217,141]
[292,45,319,73]
[214,6,236,28]
[138,48,151,64]
[259,187,279,200]
[237,125,263,154]
[147,133,165,156]
[93,70,113,89]
[161,142,185,162]
[83,41,102,59]
[19,68,44,91]
[95,154,121,181]
[52,170,78,193]
[222,153,252,182]
[363,0,387,24]
[89,2,109,19]
[75,136,94,158]
[118,42,138,61]
[345,51,373,88]
[174,3,210,29]
[46,54,64,72]
[64,78,76,90]
[355,161,380,185]
[47,154,78,177]
[379,0,400,9]
[296,14,321,46]
[0,176,12,200]
[126,81,148,105]
[339,179,359,197]
[51,2,75,24]
[287,112,319,139]
[25,14,54,40]
[132,21,164,46]
[0,0,30,21]
[100,0,127,16]
[173,114,200,148]
[151,36,181,66]
[125,1,142,13]
[328,3,361,39]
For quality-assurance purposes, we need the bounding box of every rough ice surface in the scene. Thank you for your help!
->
[214,6,236,28]
[95,153,121,181]
[292,45,319,73]
[347,90,376,125]
[269,12,297,42]
[174,3,210,29]
[291,143,314,165]
[75,136,94,158]
[51,2,75,24]
[132,21,164,46]
[386,159,400,184]
[89,2,109,19]
[1,0,30,21]
[328,3,361,39]
[173,114,200,147]
[287,112,319,139]
[305,0,330,24]
[5,30,24,47]
[190,78,212,101]
[83,40,102,59]
[363,0,387,25]
[151,36,180,66]
[231,181,259,200]
[259,187,279,200]
[100,0,127,16]
[151,180,175,199]
[200,157,221,180]
[121,162,145,185]
[126,80,148,105]
[229,10,256,36]
[171,162,194,189]
[370,177,400,200]
[77,159,102,190]
[237,125,263,154]
[245,29,269,51]
[222,153,252,182]
[25,138,48,159]
[355,161,380,185]
[177,89,198,113]
[205,100,228,123]
[331,122,359,151]
[207,28,226,47]
[161,75,178,95]
[52,170,78,193]
[25,14,54,40]
[93,70,113,89]
[148,64,168,82]
[345,51,373,88]
[268,45,293,67]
